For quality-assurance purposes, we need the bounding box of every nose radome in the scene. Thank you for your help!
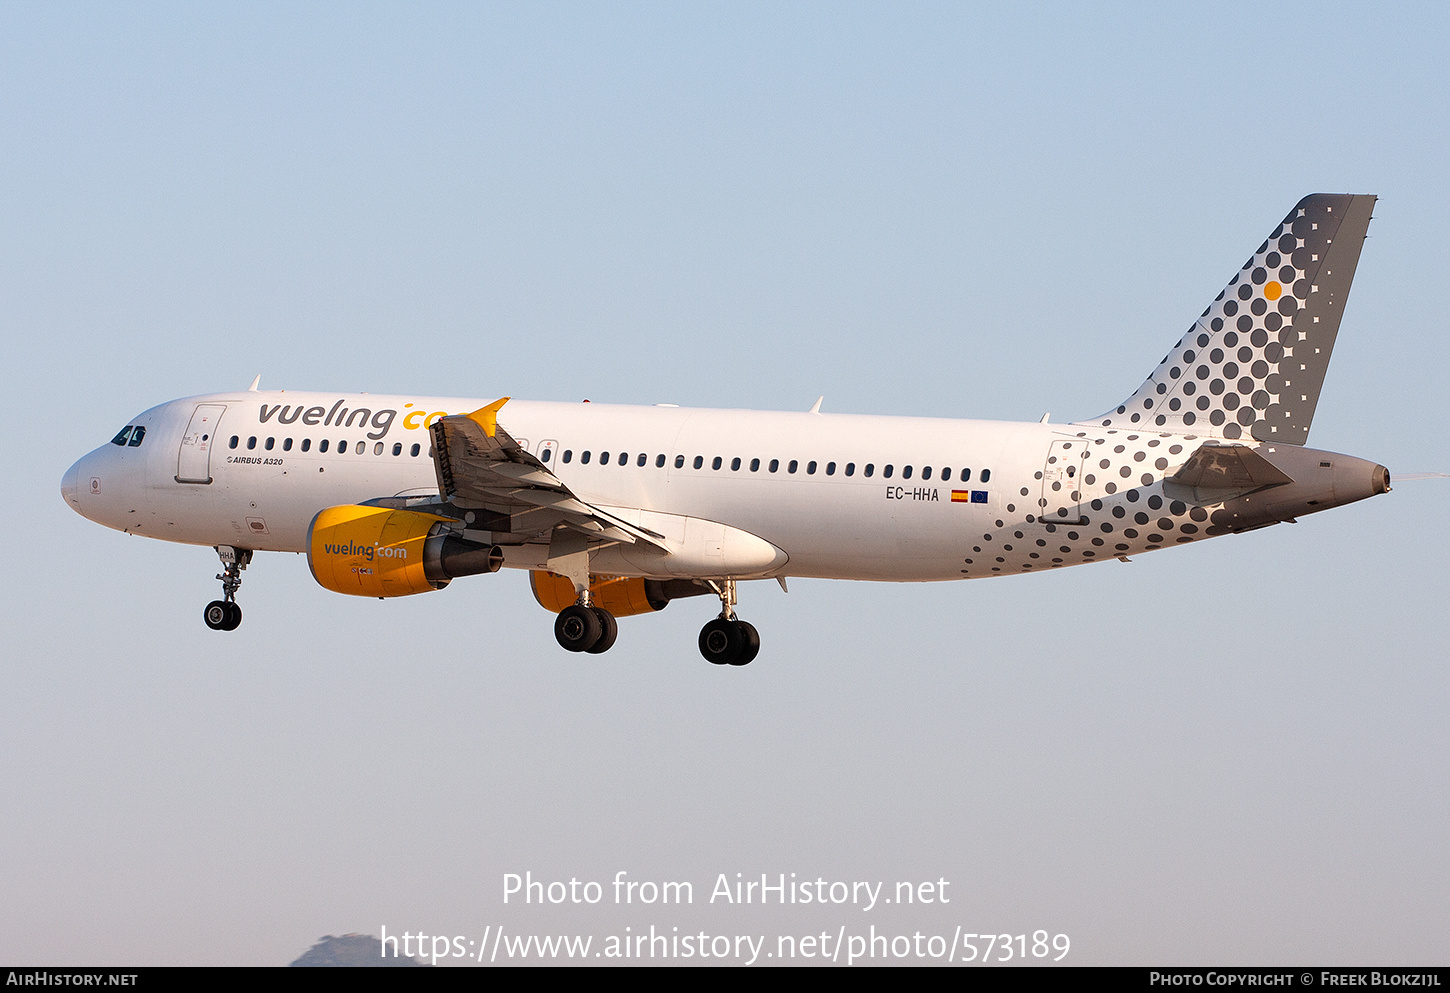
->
[61,460,80,508]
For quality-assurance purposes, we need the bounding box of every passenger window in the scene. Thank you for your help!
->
[769,459,779,473]
[563,450,573,463]
[883,465,893,478]
[903,466,913,480]
[392,443,401,455]
[960,468,971,482]
[637,453,647,467]
[750,458,760,472]
[864,464,874,477]
[320,440,329,453]
[128,426,146,447]
[283,438,293,451]
[981,469,991,482]
[731,457,741,471]
[788,460,798,474]
[693,456,703,469]
[337,440,346,452]
[619,452,628,466]
[599,451,609,464]
[845,463,855,476]
[825,462,835,475]
[265,438,275,450]
[922,465,931,479]
[302,439,311,452]
[541,448,552,462]
[806,461,817,475]
[712,457,722,470]
[582,451,592,464]
[411,444,420,457]
[656,454,666,468]
[229,436,239,449]
[674,455,685,468]
[111,427,132,446]
[939,467,949,480]
[247,437,257,450]
[374,442,384,455]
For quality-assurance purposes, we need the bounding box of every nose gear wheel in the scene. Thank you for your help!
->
[204,600,242,631]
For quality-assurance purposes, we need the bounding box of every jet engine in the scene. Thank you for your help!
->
[529,570,709,617]
[308,505,503,598]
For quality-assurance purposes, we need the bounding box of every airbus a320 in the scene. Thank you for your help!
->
[62,194,1390,665]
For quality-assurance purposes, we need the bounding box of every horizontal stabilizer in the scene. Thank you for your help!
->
[1169,444,1294,490]
[1164,443,1293,504]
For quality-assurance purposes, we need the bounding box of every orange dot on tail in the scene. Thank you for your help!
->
[1264,280,1282,300]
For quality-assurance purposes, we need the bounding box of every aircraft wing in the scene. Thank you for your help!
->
[429,398,666,549]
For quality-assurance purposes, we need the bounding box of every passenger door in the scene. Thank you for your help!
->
[176,404,226,484]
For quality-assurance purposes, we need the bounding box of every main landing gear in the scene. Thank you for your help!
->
[554,598,618,654]
[549,578,762,665]
[204,545,251,632]
[697,579,759,666]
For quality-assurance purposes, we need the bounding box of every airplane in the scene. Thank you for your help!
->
[61,194,1390,666]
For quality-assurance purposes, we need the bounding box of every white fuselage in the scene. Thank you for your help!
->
[62,389,1383,585]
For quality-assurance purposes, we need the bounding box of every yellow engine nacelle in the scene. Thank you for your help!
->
[308,505,504,598]
[530,571,669,617]
[309,505,448,597]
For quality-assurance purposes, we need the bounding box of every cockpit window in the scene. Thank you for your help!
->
[111,426,133,446]
[127,426,145,447]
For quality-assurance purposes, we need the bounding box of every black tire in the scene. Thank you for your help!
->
[698,617,744,665]
[555,604,602,652]
[204,600,229,630]
[732,620,760,666]
[222,602,243,631]
[585,608,618,654]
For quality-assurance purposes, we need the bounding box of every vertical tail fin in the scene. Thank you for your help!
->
[1079,194,1376,444]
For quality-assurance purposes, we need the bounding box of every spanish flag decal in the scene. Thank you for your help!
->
[951,490,971,503]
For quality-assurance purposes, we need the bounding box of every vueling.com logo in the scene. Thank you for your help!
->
[259,400,461,440]
[322,541,408,561]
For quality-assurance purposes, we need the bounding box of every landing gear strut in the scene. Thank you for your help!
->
[698,579,760,666]
[546,528,617,654]
[204,545,251,631]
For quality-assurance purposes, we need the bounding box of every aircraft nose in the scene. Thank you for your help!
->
[61,459,82,510]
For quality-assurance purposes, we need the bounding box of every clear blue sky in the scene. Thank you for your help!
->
[3,1,1446,965]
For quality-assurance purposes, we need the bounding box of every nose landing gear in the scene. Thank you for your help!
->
[697,579,760,666]
[204,546,251,631]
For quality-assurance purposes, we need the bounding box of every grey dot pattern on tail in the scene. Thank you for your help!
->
[1086,194,1371,445]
